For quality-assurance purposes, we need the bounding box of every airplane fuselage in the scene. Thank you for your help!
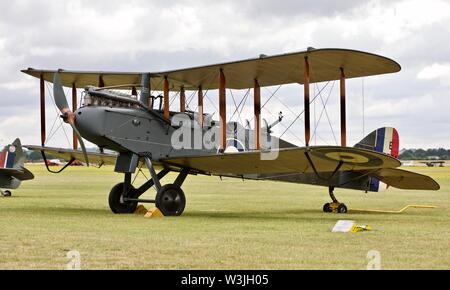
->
[74,104,373,192]
[0,173,21,190]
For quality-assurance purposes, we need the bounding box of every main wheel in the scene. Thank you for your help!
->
[337,203,348,214]
[323,203,332,213]
[108,183,138,214]
[2,190,12,197]
[155,184,186,216]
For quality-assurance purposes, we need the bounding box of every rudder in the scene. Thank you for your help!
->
[355,128,400,192]
[355,127,399,158]
[0,138,24,170]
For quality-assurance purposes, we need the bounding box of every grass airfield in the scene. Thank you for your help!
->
[0,165,449,270]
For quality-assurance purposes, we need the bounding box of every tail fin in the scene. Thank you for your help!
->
[355,128,400,192]
[355,127,399,158]
[0,138,25,170]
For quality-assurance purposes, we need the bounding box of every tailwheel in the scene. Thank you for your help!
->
[156,184,186,216]
[1,190,12,197]
[337,203,348,214]
[323,187,348,214]
[108,183,138,214]
[323,203,333,213]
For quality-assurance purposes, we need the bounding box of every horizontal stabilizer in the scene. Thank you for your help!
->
[0,167,34,181]
[369,168,440,191]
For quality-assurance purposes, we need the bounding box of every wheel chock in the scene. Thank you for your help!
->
[134,205,148,215]
[351,224,372,233]
[144,208,164,218]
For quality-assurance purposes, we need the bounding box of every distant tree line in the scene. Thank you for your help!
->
[399,148,450,160]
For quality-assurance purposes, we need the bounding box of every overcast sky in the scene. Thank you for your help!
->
[1,0,449,149]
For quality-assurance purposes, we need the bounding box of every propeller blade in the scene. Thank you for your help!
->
[70,124,90,167]
[53,72,70,113]
[52,73,89,166]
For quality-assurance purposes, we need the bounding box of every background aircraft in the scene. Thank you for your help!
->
[421,161,446,167]
[0,139,34,197]
[23,48,440,215]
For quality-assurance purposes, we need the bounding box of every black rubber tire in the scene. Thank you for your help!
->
[337,203,348,214]
[155,184,186,216]
[323,203,332,213]
[2,190,12,197]
[108,183,138,214]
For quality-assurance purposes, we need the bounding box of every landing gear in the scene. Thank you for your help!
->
[109,156,189,216]
[1,190,12,197]
[156,184,186,216]
[108,183,138,214]
[323,187,348,214]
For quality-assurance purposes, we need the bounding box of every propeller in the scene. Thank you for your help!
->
[53,72,90,167]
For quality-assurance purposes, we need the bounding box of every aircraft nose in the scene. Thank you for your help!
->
[74,106,107,144]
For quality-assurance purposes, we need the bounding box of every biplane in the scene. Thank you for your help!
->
[421,161,446,167]
[22,48,440,216]
[0,139,34,197]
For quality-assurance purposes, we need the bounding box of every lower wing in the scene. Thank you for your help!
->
[24,145,118,167]
[161,146,401,175]
[25,146,438,191]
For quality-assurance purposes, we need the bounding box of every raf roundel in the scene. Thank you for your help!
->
[9,146,16,154]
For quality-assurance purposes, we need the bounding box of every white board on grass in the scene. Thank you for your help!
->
[332,220,355,233]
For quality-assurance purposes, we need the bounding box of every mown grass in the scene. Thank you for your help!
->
[0,165,449,269]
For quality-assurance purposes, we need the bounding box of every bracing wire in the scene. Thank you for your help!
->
[238,89,251,119]
[279,81,331,140]
[186,90,197,109]
[229,89,244,124]
[169,91,181,107]
[44,82,71,147]
[310,81,338,145]
[229,89,251,124]
[263,107,305,145]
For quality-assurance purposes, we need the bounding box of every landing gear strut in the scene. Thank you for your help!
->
[145,157,187,216]
[323,187,348,214]
[108,156,188,216]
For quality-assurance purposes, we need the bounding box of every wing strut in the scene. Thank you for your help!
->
[254,79,261,150]
[40,74,46,146]
[72,83,78,150]
[164,76,170,120]
[340,68,347,147]
[304,57,311,146]
[219,69,226,151]
[198,86,204,127]
[304,151,344,181]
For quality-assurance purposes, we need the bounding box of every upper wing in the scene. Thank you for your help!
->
[161,146,401,175]
[369,168,440,190]
[25,145,117,166]
[22,48,400,91]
